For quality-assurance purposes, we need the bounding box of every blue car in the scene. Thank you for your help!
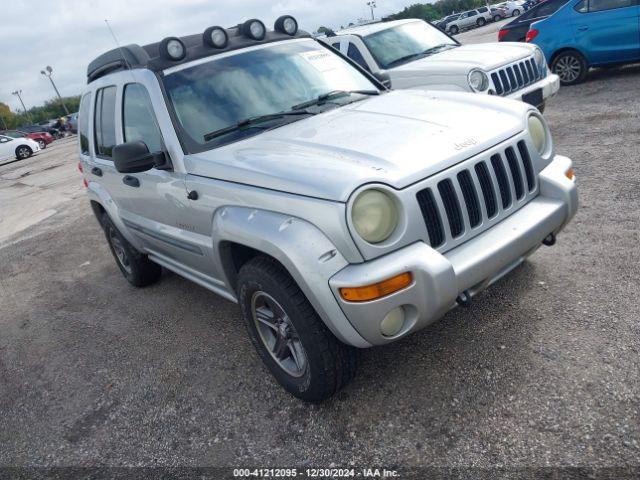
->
[527,0,640,84]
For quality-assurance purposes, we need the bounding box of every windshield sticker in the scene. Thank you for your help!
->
[299,50,343,72]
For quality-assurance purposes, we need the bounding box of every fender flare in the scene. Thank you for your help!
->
[212,206,371,348]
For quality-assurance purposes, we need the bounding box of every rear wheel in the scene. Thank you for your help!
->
[493,14,502,21]
[477,18,486,26]
[449,25,459,34]
[36,139,46,149]
[552,50,588,85]
[102,213,162,287]
[15,145,32,160]
[237,256,358,402]
[512,9,521,16]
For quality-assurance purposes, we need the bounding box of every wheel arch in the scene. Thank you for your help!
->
[550,47,590,68]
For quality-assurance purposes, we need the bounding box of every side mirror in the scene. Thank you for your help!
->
[113,141,167,173]
[373,72,392,89]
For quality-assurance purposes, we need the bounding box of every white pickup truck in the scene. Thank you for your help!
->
[322,19,560,112]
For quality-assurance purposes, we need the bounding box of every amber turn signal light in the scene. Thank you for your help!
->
[565,168,575,181]
[339,272,413,303]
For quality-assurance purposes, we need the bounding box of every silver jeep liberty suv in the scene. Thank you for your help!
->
[79,15,578,402]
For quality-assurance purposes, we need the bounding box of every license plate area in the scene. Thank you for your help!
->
[523,88,543,107]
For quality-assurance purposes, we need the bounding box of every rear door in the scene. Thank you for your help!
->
[573,0,640,63]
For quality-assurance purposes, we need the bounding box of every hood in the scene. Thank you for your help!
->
[391,43,536,74]
[184,90,530,202]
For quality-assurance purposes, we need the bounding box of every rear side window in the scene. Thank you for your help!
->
[123,84,163,153]
[468,11,478,16]
[347,43,370,71]
[331,42,341,50]
[94,86,117,158]
[584,0,632,11]
[530,0,568,16]
[478,7,489,12]
[78,92,91,155]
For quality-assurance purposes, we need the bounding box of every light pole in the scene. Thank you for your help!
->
[367,1,377,20]
[41,65,69,115]
[11,90,32,124]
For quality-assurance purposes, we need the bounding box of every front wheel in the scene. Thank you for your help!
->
[237,256,358,402]
[493,15,502,22]
[552,50,588,85]
[37,139,46,149]
[15,145,32,160]
[512,9,521,16]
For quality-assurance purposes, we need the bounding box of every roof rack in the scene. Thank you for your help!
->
[87,19,311,84]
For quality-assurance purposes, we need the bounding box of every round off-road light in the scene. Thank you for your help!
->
[528,114,549,156]
[351,189,399,244]
[242,19,266,40]
[203,26,228,48]
[274,15,298,35]
[160,37,186,61]
[380,307,406,337]
[468,69,489,91]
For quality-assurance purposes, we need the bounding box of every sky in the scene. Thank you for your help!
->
[0,0,417,114]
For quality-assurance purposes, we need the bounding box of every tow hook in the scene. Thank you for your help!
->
[456,290,472,308]
[543,233,556,247]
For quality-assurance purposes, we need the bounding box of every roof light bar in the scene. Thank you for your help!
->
[203,26,228,48]
[274,15,298,36]
[242,19,266,40]
[159,37,186,61]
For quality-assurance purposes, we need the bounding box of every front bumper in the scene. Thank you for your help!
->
[505,73,560,107]
[329,154,577,346]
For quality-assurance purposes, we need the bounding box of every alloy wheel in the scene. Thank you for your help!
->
[17,147,30,159]
[555,55,582,83]
[109,230,133,274]
[251,291,308,377]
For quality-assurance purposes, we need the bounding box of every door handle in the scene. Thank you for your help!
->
[577,25,589,31]
[122,175,140,188]
[91,166,103,177]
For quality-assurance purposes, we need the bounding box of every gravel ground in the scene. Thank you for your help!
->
[1,65,639,475]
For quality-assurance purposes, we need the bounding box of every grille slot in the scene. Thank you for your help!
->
[457,170,482,228]
[491,154,512,209]
[438,179,464,238]
[474,162,497,218]
[518,141,536,192]
[416,188,445,248]
[505,147,525,200]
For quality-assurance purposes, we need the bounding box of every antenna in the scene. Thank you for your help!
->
[105,19,131,70]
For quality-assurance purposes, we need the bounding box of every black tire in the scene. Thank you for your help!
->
[101,213,162,287]
[512,9,520,16]
[493,15,502,22]
[37,139,46,149]
[15,145,32,160]
[551,50,589,85]
[449,25,459,34]
[237,256,358,403]
[477,18,486,26]
[538,103,546,114]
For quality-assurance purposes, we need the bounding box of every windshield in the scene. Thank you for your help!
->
[162,39,378,151]
[362,21,457,69]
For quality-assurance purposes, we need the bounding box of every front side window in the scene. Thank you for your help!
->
[347,43,370,71]
[468,11,479,16]
[94,86,116,158]
[78,92,92,155]
[4,131,22,138]
[123,84,163,153]
[163,39,377,152]
[362,21,457,69]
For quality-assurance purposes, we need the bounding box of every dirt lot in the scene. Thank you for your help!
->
[1,66,639,473]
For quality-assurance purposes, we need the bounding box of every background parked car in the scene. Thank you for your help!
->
[499,0,568,42]
[0,129,54,149]
[435,13,461,31]
[494,1,525,16]
[527,0,640,85]
[66,112,79,134]
[20,123,62,138]
[491,6,509,20]
[447,7,493,34]
[0,134,40,161]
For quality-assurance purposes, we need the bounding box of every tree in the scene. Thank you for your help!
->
[0,102,16,130]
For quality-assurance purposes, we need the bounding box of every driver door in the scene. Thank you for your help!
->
[0,136,15,161]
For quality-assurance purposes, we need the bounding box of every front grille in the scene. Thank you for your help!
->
[491,57,545,96]
[417,141,537,249]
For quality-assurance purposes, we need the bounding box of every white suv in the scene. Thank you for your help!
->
[446,7,493,34]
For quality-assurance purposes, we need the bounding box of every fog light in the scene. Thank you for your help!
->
[242,19,266,40]
[275,15,298,35]
[160,37,186,61]
[203,26,228,49]
[380,307,405,337]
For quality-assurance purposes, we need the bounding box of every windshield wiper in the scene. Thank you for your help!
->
[422,44,458,56]
[386,53,424,68]
[203,111,312,142]
[291,90,379,111]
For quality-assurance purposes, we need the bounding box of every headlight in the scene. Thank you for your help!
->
[351,189,399,244]
[533,47,546,72]
[468,69,489,92]
[528,114,550,156]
